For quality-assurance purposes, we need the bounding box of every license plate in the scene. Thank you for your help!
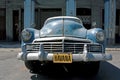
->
[53,53,72,63]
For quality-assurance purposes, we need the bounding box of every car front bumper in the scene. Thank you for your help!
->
[17,44,112,62]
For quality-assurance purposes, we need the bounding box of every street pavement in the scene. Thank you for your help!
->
[0,41,120,80]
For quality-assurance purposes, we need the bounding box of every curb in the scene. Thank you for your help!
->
[106,48,120,51]
[0,41,21,48]
[106,45,120,51]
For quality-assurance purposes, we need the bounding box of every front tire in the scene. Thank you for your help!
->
[24,61,42,74]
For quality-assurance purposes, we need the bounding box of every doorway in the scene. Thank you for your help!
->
[115,9,120,44]
[40,8,62,29]
[0,8,6,40]
[77,8,91,29]
[13,10,19,41]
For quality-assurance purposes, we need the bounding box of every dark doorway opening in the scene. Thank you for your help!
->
[0,8,6,40]
[13,10,19,41]
[77,8,91,29]
[40,8,62,29]
[115,9,120,44]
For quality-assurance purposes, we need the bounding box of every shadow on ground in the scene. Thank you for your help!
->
[30,61,120,80]
[31,72,96,80]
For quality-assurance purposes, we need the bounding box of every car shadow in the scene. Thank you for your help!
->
[31,73,96,80]
[30,61,120,80]
[96,61,120,80]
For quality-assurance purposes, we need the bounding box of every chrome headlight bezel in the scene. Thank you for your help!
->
[21,29,32,42]
[96,31,105,42]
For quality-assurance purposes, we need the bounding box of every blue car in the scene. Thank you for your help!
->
[17,16,112,75]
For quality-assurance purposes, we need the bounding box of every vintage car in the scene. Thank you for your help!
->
[17,16,112,75]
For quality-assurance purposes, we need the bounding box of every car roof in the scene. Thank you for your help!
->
[44,16,83,25]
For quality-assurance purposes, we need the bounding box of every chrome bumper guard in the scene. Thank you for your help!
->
[17,44,112,61]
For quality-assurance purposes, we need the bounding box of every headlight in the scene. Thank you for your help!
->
[22,29,32,41]
[96,31,104,42]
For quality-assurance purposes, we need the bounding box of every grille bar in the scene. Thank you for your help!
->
[26,39,91,53]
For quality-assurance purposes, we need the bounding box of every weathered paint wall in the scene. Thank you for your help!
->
[0,0,119,45]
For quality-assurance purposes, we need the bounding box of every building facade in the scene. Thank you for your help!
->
[0,0,120,45]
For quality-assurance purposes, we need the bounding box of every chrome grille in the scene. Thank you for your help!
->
[64,43,84,53]
[26,39,91,53]
[44,43,63,53]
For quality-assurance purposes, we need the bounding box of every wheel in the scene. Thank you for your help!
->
[24,61,42,74]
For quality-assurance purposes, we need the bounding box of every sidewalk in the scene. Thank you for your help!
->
[0,41,120,51]
[0,41,21,48]
[106,45,120,51]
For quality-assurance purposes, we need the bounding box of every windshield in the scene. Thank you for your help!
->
[40,18,85,38]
